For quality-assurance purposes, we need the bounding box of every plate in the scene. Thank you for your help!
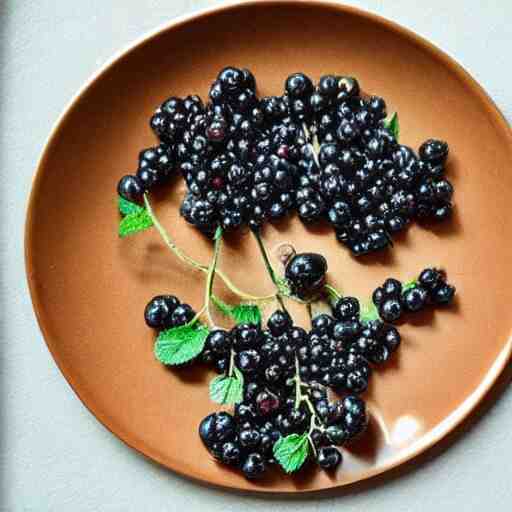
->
[25,0,512,493]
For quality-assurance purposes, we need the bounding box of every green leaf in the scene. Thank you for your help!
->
[231,304,261,325]
[360,301,380,323]
[384,112,400,140]
[209,367,244,405]
[211,296,261,325]
[273,433,310,473]
[119,209,153,238]
[118,196,144,216]
[154,323,209,365]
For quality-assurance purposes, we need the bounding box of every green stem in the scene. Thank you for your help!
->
[144,193,207,271]
[144,193,270,302]
[252,228,278,285]
[204,229,222,327]
[228,349,235,378]
[251,229,290,315]
[302,122,321,169]
[324,283,342,302]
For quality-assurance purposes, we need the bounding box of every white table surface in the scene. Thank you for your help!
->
[2,1,511,510]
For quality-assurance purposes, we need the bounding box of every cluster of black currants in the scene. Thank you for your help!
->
[284,73,454,255]
[117,67,454,255]
[373,267,456,323]
[144,294,196,329]
[198,310,368,479]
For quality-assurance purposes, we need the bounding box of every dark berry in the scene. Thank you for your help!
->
[403,286,428,312]
[144,295,179,329]
[285,72,313,98]
[317,446,342,470]
[118,175,144,202]
[285,252,328,298]
[221,442,241,465]
[325,425,347,446]
[171,303,195,326]
[199,412,235,448]
[242,453,266,479]
[206,329,232,354]
[311,314,335,335]
[256,390,281,415]
[267,310,293,336]
[334,297,360,320]
[418,268,443,290]
[419,139,449,165]
[379,299,402,323]
[236,350,261,373]
[432,283,456,305]
[239,428,261,449]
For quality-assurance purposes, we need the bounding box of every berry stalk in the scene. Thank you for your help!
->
[144,193,273,302]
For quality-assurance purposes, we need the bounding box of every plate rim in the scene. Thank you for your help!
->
[24,0,512,494]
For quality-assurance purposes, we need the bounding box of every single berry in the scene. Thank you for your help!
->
[403,286,428,312]
[379,299,402,322]
[118,175,144,202]
[285,252,328,298]
[317,446,342,470]
[242,453,266,479]
[144,295,179,329]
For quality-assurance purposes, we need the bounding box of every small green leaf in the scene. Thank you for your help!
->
[360,301,380,323]
[231,304,261,325]
[118,196,144,216]
[384,112,400,140]
[154,323,209,365]
[211,296,261,325]
[273,433,310,473]
[119,209,153,238]
[209,367,244,405]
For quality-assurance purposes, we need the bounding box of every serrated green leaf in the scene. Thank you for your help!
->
[209,367,244,405]
[154,323,209,365]
[119,209,153,238]
[384,112,400,140]
[118,196,144,216]
[231,304,261,325]
[360,301,380,323]
[273,433,309,473]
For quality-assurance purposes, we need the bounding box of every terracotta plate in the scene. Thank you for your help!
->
[25,0,512,493]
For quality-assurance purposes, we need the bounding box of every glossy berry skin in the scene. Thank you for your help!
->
[317,446,342,470]
[379,299,403,323]
[285,73,313,98]
[171,303,195,326]
[206,329,232,354]
[334,297,360,320]
[221,442,241,465]
[242,453,266,479]
[144,295,179,329]
[403,286,428,312]
[432,283,456,305]
[118,175,144,202]
[418,268,443,290]
[267,310,293,336]
[419,139,449,165]
[199,412,235,448]
[285,253,328,298]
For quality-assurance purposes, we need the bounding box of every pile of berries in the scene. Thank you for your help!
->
[117,67,454,255]
[142,250,456,480]
[198,311,369,479]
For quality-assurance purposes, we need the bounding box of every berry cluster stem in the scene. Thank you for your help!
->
[144,193,273,302]
[251,229,288,313]
[204,229,222,327]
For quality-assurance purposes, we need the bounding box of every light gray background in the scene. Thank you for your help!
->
[1,1,511,510]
